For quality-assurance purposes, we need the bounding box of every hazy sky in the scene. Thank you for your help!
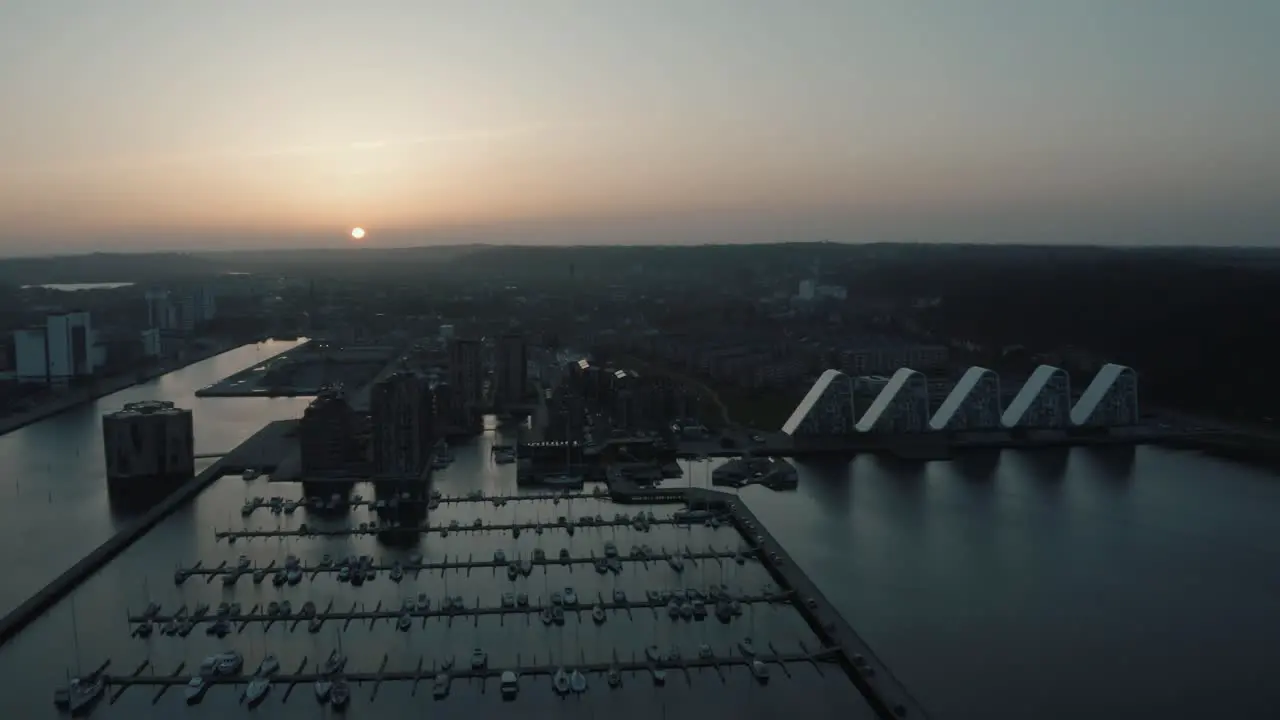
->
[2,1,1278,254]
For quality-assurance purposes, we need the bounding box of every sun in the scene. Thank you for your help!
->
[350,227,366,240]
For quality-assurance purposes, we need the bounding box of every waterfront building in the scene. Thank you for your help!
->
[495,332,528,407]
[1001,365,1073,429]
[12,311,95,385]
[300,385,356,476]
[370,372,434,479]
[102,400,194,491]
[929,367,1003,431]
[855,368,931,432]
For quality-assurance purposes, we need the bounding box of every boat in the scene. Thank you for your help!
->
[134,621,152,638]
[322,650,346,675]
[313,679,332,702]
[520,559,533,576]
[613,589,626,603]
[669,645,682,661]
[272,570,287,586]
[408,551,423,566]
[286,567,302,585]
[739,638,756,657]
[243,468,259,480]
[563,587,578,606]
[592,605,606,624]
[501,593,515,608]
[693,600,707,619]
[280,600,292,616]
[330,679,350,708]
[245,676,271,706]
[516,592,528,607]
[552,668,570,695]
[252,567,267,584]
[471,648,488,669]
[552,606,565,625]
[184,675,207,704]
[680,602,693,620]
[258,654,280,676]
[652,668,667,685]
[350,568,364,586]
[267,601,280,616]
[308,616,324,633]
[507,563,519,580]
[301,601,316,617]
[532,548,546,563]
[473,517,483,529]
[511,526,520,538]
[221,570,239,586]
[540,608,553,625]
[173,568,187,585]
[237,554,251,570]
[216,651,243,675]
[397,613,412,631]
[668,555,684,572]
[365,567,375,581]
[389,563,404,582]
[177,619,195,637]
[558,548,571,564]
[319,554,333,567]
[751,660,770,682]
[417,592,429,611]
[337,566,351,582]
[667,600,680,619]
[500,670,519,698]
[645,645,662,663]
[433,672,451,699]
[283,499,297,514]
[570,670,587,693]
[550,591,562,605]
[67,675,105,715]
[607,666,621,687]
[604,541,618,557]
[162,618,177,635]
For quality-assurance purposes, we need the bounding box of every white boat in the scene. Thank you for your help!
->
[613,589,626,603]
[679,602,693,620]
[750,660,770,682]
[286,567,302,586]
[652,668,667,685]
[516,592,528,607]
[280,600,293,616]
[283,500,297,514]
[242,468,259,480]
[322,650,346,675]
[245,676,271,706]
[500,670,519,698]
[552,606,565,625]
[67,675,105,715]
[389,564,404,582]
[494,549,506,564]
[397,613,412,631]
[417,593,429,611]
[313,679,332,702]
[471,648,487,669]
[257,654,280,676]
[739,638,756,657]
[668,554,685,572]
[563,587,578,606]
[669,645,682,661]
[213,651,242,675]
[558,548,570,564]
[592,605,606,624]
[507,563,519,580]
[570,670,587,693]
[540,608,553,625]
[698,644,713,659]
[552,668,570,695]
[330,679,350,708]
[645,645,661,663]
[501,593,515,608]
[237,555,251,569]
[603,541,618,557]
[433,672,451,699]
[337,566,350,582]
[607,666,621,687]
[667,600,680,619]
[184,675,207,704]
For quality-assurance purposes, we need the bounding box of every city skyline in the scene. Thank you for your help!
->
[2,1,1278,255]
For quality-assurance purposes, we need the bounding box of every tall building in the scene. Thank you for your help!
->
[102,400,194,492]
[448,337,484,409]
[300,386,356,476]
[144,290,173,330]
[495,333,528,407]
[12,311,95,384]
[370,372,435,479]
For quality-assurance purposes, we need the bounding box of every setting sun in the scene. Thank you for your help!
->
[350,227,366,240]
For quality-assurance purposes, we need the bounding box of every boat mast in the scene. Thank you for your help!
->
[71,592,82,677]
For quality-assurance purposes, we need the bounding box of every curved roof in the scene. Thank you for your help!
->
[928,367,1000,431]
[1069,363,1137,426]
[781,369,849,434]
[1000,365,1070,428]
[855,368,927,432]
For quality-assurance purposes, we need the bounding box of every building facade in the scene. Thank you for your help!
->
[300,386,356,476]
[1070,364,1140,427]
[102,400,195,490]
[929,367,1003,431]
[782,369,858,436]
[854,368,931,433]
[1002,365,1073,429]
[370,372,434,479]
[495,333,528,407]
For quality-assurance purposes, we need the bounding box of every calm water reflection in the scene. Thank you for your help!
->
[2,353,1279,718]
[0,340,310,616]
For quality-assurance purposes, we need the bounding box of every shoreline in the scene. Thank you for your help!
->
[0,337,252,438]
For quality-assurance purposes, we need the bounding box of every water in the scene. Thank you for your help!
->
[0,339,310,617]
[20,283,135,291]
[1,352,1278,718]
[0,434,866,719]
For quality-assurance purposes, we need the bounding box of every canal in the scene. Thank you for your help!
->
[0,340,310,617]
[1,350,1278,717]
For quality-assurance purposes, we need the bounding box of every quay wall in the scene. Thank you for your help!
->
[0,421,284,648]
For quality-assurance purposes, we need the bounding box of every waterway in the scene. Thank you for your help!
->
[1,353,1278,718]
[0,340,310,617]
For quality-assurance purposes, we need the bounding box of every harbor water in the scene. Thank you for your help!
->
[0,345,1278,718]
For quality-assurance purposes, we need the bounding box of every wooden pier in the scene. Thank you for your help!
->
[129,589,791,627]
[215,514,713,541]
[79,646,840,700]
[178,545,757,583]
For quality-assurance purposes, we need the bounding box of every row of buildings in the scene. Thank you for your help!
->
[545,358,701,442]
[783,363,1140,435]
